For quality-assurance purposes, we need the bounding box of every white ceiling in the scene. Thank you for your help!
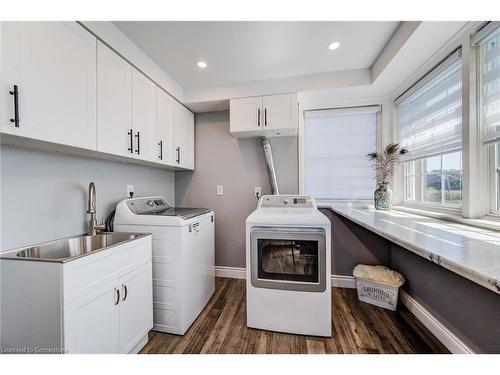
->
[113,21,399,89]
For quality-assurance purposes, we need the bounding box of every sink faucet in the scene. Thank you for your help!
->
[87,182,106,235]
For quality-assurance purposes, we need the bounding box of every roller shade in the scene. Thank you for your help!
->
[472,21,500,46]
[395,50,462,161]
[480,28,500,144]
[303,106,379,200]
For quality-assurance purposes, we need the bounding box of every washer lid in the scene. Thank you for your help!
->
[125,197,211,219]
[138,207,212,220]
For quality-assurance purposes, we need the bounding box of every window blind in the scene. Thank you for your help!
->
[471,21,500,46]
[480,29,500,144]
[395,50,462,161]
[303,106,379,200]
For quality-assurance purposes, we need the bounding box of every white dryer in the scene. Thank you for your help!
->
[246,195,331,337]
[114,196,215,335]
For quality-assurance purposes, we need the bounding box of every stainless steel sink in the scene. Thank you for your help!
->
[0,232,149,263]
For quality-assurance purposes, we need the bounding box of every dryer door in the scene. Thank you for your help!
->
[250,227,326,292]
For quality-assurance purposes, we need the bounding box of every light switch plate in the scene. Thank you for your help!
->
[216,185,224,196]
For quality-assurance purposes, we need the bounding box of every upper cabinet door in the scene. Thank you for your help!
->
[262,93,297,131]
[229,96,263,132]
[1,22,97,149]
[132,69,157,162]
[156,88,175,165]
[174,102,194,170]
[118,263,153,354]
[97,42,133,157]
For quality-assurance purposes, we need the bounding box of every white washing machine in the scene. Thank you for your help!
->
[114,196,215,335]
[246,195,331,337]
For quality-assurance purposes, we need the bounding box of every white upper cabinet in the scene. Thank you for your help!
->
[1,22,97,149]
[97,41,133,157]
[229,96,263,132]
[262,94,298,132]
[174,102,194,170]
[156,88,175,165]
[230,93,298,138]
[1,21,195,170]
[132,69,157,162]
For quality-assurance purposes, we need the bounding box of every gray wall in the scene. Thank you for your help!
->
[176,111,298,268]
[324,210,500,353]
[1,144,175,250]
[320,209,392,274]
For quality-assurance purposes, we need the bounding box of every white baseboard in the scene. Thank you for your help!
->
[399,290,474,354]
[215,266,246,279]
[331,275,356,288]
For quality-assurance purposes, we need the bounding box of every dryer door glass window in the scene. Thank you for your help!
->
[258,239,319,283]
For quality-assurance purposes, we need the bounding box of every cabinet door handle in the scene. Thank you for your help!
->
[135,131,140,154]
[257,108,260,127]
[114,288,120,305]
[9,85,20,128]
[264,108,267,127]
[158,140,163,160]
[176,146,180,164]
[122,284,128,301]
[127,129,133,153]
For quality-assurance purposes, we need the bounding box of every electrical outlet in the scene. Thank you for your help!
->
[127,185,134,198]
[216,185,224,196]
[255,186,262,198]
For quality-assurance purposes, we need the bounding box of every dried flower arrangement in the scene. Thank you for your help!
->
[367,143,408,186]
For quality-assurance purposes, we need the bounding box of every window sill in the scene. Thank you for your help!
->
[395,205,500,232]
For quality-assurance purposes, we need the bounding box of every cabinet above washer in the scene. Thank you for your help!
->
[229,93,298,138]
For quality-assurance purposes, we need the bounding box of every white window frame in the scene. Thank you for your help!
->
[395,51,464,214]
[475,23,500,216]
[392,22,491,219]
[298,98,389,201]
[401,152,464,212]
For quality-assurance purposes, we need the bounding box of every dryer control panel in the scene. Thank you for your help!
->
[259,195,315,209]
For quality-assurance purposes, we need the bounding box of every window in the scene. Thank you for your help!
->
[477,24,500,212]
[395,49,463,208]
[303,106,379,200]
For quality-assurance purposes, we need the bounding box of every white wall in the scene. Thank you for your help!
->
[0,145,175,250]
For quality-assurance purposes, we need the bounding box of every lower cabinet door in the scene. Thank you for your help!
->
[119,263,153,353]
[63,281,120,354]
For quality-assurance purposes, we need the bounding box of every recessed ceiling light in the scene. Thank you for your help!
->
[328,41,340,50]
[197,61,207,68]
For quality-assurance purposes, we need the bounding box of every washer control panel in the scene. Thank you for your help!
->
[259,195,314,208]
[126,197,170,214]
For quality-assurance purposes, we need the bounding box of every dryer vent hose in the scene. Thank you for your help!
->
[105,209,116,232]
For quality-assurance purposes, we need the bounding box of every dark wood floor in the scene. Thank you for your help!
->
[140,277,449,354]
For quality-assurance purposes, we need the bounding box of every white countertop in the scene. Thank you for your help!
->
[318,202,500,295]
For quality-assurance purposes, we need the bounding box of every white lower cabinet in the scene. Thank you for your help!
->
[118,263,154,353]
[0,235,153,354]
[64,281,121,354]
